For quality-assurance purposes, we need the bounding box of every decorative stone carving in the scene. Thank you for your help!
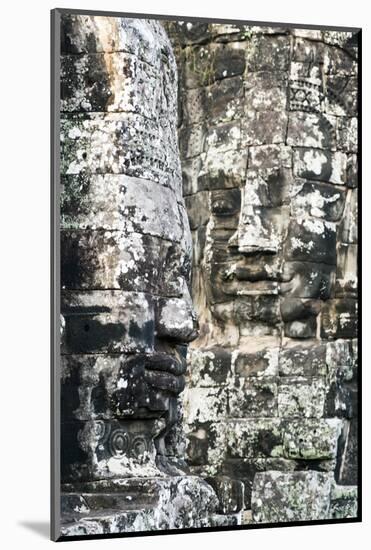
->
[58,14,358,534]
[166,20,358,520]
[59,15,245,535]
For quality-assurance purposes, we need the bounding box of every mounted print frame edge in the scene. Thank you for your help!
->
[51,7,362,542]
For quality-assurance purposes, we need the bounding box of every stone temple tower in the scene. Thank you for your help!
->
[59,14,243,535]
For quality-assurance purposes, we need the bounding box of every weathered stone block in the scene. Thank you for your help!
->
[205,476,244,514]
[198,148,248,188]
[324,40,358,76]
[181,43,245,88]
[245,85,287,112]
[324,339,356,419]
[212,45,246,80]
[324,380,355,420]
[234,343,279,378]
[222,457,295,508]
[282,418,342,459]
[248,144,292,169]
[62,477,167,515]
[179,124,206,159]
[293,147,347,184]
[61,291,155,354]
[291,180,346,221]
[210,188,241,219]
[337,117,358,153]
[284,317,317,339]
[187,347,232,387]
[60,113,182,189]
[336,243,357,296]
[61,174,184,236]
[182,87,206,125]
[245,35,291,72]
[244,167,292,208]
[238,204,290,255]
[205,75,244,122]
[205,121,241,153]
[330,485,358,519]
[346,153,358,188]
[241,109,288,146]
[186,421,227,471]
[61,52,176,119]
[61,353,175,421]
[338,188,358,243]
[278,377,326,418]
[337,419,358,485]
[326,339,354,381]
[182,76,244,125]
[183,387,228,424]
[280,297,322,323]
[279,342,327,377]
[234,295,281,326]
[289,74,324,105]
[185,191,210,229]
[61,418,163,482]
[186,422,212,466]
[292,37,326,63]
[191,228,206,266]
[251,471,333,523]
[228,378,277,418]
[280,261,335,299]
[167,21,213,46]
[287,112,335,150]
[156,295,197,343]
[227,419,283,459]
[182,156,203,196]
[321,299,358,339]
[61,231,186,294]
[61,475,220,534]
[284,216,337,264]
[61,15,177,68]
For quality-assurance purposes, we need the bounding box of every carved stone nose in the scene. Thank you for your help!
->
[227,230,239,252]
[228,228,278,256]
[156,297,199,343]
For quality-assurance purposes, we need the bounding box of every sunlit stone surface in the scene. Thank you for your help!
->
[166,21,358,522]
[60,15,242,534]
[59,15,358,534]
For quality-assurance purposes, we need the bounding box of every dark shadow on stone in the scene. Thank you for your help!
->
[18,521,49,539]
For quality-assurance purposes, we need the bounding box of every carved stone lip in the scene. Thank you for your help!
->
[142,352,186,395]
[121,352,186,395]
[139,352,186,376]
[223,263,281,284]
[222,276,279,293]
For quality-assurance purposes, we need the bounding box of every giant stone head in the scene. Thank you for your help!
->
[60,16,198,481]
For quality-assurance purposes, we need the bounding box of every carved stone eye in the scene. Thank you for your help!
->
[212,200,234,215]
[211,189,241,215]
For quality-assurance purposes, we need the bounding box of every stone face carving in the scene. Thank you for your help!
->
[58,14,358,535]
[60,16,199,483]
[59,15,246,538]
[166,22,358,521]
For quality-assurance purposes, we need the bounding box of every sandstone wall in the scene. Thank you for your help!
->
[58,15,243,535]
[166,22,359,523]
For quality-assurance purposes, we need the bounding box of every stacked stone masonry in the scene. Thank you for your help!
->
[166,21,358,523]
[59,15,246,536]
[59,14,358,535]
